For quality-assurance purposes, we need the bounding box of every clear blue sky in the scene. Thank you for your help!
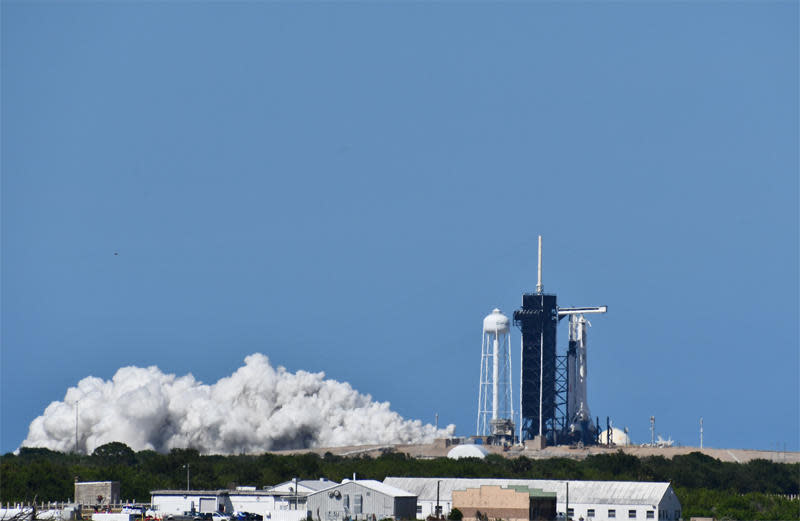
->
[2,1,798,454]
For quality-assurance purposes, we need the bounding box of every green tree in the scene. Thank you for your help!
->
[92,442,137,466]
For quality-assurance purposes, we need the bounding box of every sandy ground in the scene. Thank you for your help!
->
[269,440,800,464]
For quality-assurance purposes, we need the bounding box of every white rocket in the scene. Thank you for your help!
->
[558,306,607,437]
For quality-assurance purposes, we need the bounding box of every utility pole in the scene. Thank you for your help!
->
[699,417,703,449]
[75,400,79,454]
[650,416,655,446]
[436,480,441,518]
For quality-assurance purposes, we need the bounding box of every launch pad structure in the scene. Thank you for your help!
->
[513,236,607,446]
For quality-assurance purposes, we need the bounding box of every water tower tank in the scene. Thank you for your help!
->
[483,308,510,333]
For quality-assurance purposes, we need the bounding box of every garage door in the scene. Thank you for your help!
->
[200,498,216,513]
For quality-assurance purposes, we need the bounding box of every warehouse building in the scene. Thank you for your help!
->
[306,480,417,521]
[383,478,682,521]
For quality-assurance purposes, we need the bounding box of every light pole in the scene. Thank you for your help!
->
[183,464,190,491]
[74,400,79,454]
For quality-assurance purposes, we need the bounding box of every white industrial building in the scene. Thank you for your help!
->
[150,490,227,515]
[227,488,306,521]
[383,477,682,521]
[150,489,306,521]
[306,480,417,521]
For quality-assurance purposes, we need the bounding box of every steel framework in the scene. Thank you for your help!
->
[514,292,558,443]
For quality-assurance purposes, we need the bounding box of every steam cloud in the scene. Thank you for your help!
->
[22,354,454,454]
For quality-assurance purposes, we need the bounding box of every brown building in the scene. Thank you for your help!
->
[453,485,556,521]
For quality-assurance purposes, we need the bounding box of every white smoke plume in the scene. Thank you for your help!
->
[22,354,455,454]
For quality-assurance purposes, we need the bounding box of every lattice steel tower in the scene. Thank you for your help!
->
[514,236,560,443]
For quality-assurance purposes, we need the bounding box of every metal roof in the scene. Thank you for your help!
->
[308,480,416,499]
[383,478,672,506]
[151,489,291,497]
[269,480,339,493]
[228,490,291,497]
[151,490,226,496]
[299,480,340,492]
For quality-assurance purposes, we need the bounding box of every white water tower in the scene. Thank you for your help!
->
[476,308,514,438]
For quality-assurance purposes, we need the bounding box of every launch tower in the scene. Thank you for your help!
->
[514,236,607,445]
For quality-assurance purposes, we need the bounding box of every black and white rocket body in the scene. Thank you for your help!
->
[567,314,593,438]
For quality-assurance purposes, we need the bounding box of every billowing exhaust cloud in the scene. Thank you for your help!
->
[22,354,454,454]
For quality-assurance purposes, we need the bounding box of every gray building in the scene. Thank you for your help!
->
[306,480,416,521]
[75,481,121,506]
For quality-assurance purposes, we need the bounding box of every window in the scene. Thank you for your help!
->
[587,510,595,518]
[628,511,637,519]
[344,495,349,510]
[416,506,423,514]
[354,495,363,515]
[608,510,616,519]
[674,511,680,520]
[647,512,654,519]
[568,509,574,517]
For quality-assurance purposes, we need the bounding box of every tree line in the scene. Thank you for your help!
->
[1,443,798,520]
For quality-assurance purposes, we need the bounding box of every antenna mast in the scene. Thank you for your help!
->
[536,235,543,294]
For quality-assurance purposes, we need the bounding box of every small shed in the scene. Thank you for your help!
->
[75,482,121,506]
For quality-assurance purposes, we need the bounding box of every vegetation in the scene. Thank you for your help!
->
[1,446,797,520]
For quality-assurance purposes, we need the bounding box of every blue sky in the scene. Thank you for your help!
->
[2,1,798,454]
